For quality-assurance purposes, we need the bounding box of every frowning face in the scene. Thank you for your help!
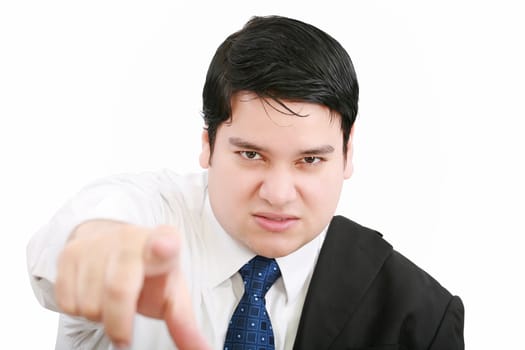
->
[200,92,353,258]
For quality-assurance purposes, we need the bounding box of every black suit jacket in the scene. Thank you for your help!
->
[293,216,464,350]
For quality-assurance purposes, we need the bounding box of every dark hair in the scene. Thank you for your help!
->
[202,15,359,156]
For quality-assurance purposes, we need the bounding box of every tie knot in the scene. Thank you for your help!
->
[239,256,281,299]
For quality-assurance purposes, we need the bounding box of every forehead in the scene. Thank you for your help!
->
[221,92,342,141]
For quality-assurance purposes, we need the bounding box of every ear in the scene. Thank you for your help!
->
[343,125,355,179]
[199,129,211,169]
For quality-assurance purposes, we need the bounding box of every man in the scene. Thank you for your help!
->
[27,15,464,350]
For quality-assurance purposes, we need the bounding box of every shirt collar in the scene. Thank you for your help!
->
[275,230,325,303]
[202,193,255,288]
[201,191,326,303]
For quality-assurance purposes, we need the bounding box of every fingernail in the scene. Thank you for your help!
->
[112,342,129,350]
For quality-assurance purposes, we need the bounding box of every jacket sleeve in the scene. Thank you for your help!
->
[428,295,465,350]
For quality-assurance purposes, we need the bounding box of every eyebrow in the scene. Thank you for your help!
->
[298,144,335,156]
[228,137,335,156]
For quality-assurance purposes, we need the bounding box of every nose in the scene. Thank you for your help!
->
[258,166,298,207]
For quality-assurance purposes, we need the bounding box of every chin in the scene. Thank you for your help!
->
[251,241,301,259]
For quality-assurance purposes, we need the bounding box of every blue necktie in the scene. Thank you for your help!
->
[224,256,282,350]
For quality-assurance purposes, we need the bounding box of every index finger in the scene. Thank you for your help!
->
[164,269,211,350]
[102,254,145,348]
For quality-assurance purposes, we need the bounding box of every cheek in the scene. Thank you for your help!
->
[302,170,344,210]
[208,162,258,201]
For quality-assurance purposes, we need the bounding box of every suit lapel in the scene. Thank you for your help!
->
[293,216,393,350]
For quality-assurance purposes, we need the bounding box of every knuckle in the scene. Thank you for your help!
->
[57,246,76,267]
[78,302,102,321]
[54,279,75,315]
[104,281,130,300]
[55,292,76,315]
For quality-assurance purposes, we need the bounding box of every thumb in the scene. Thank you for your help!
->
[143,225,180,276]
[164,268,211,350]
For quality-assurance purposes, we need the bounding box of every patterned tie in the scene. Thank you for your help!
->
[224,256,282,350]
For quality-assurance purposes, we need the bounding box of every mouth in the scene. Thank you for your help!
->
[253,212,299,232]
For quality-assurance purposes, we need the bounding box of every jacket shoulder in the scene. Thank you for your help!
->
[296,216,464,349]
[332,215,453,300]
[333,216,463,346]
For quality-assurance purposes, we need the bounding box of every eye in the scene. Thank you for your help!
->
[239,151,262,160]
[301,156,322,164]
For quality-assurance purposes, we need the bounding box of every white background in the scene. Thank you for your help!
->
[1,1,524,348]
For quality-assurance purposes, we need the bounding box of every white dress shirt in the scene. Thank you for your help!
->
[27,170,326,350]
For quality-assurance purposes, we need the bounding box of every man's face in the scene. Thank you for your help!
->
[200,92,353,258]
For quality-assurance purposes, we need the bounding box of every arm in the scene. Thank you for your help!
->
[27,173,166,311]
[26,172,210,349]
